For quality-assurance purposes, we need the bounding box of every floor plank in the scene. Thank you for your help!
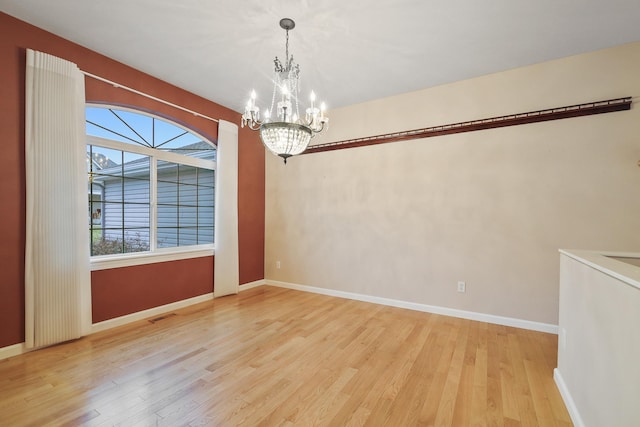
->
[0,286,571,426]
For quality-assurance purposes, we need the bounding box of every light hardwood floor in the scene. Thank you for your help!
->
[0,286,571,426]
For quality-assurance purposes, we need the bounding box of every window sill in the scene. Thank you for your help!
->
[90,245,215,271]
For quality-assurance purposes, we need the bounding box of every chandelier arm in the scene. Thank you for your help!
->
[245,121,262,131]
[303,117,327,134]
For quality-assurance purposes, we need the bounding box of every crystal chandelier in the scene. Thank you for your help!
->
[241,18,328,164]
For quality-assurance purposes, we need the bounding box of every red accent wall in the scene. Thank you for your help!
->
[91,257,214,323]
[0,12,265,347]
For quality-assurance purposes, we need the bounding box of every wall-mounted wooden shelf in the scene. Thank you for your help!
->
[303,97,632,155]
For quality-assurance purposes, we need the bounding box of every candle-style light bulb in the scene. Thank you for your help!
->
[249,90,257,112]
[310,91,317,111]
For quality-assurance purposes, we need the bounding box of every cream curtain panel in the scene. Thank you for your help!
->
[25,49,91,349]
[213,120,239,297]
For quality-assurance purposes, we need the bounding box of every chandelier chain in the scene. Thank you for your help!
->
[285,28,290,68]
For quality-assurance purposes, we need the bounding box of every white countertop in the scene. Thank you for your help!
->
[559,249,640,291]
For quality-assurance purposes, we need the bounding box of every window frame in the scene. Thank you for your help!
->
[87,108,216,271]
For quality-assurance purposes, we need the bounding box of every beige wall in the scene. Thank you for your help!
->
[265,41,640,325]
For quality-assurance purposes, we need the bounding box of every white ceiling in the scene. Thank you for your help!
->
[3,0,640,113]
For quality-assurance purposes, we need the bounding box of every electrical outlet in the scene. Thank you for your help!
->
[276,260,281,269]
[457,281,466,293]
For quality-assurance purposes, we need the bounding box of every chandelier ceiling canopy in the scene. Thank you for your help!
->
[241,18,328,164]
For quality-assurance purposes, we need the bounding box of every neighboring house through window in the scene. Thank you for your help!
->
[86,106,216,264]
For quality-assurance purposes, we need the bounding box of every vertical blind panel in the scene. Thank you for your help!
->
[25,49,91,349]
[213,120,239,297]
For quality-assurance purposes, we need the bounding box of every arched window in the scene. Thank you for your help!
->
[86,106,216,260]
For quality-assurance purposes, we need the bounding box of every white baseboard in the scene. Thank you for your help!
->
[266,280,558,334]
[239,279,266,292]
[0,342,27,361]
[554,368,585,427]
[91,292,214,334]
